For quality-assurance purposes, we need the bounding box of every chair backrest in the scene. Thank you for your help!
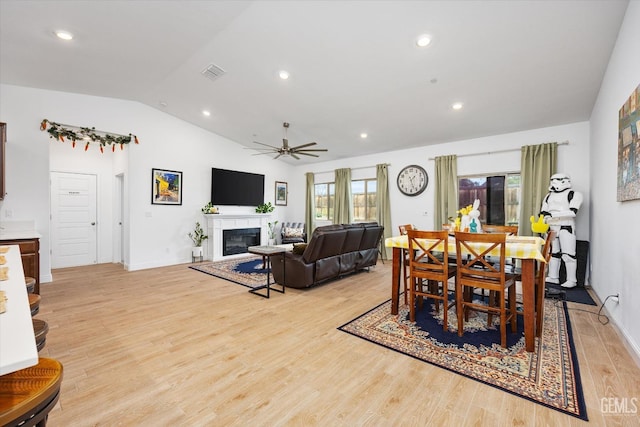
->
[537,230,556,281]
[407,230,450,279]
[482,224,518,235]
[455,231,507,289]
[398,224,414,235]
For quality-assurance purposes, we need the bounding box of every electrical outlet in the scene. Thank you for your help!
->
[611,294,620,303]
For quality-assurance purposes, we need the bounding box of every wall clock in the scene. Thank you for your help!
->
[397,164,428,196]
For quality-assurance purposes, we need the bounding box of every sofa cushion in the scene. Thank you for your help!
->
[283,227,305,238]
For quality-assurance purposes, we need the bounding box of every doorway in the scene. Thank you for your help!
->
[50,171,97,268]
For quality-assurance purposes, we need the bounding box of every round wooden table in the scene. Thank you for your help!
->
[0,357,63,427]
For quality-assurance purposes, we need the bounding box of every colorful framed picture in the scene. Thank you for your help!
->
[275,181,288,206]
[617,83,640,201]
[152,168,182,205]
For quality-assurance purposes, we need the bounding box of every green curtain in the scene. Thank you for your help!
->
[305,172,315,236]
[519,143,557,236]
[376,164,392,260]
[334,168,352,224]
[434,155,458,228]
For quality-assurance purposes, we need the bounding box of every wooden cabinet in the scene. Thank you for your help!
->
[0,238,40,293]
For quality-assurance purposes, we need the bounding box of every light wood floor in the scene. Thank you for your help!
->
[37,261,639,426]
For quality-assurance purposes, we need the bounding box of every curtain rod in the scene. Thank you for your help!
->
[313,163,390,175]
[428,141,569,161]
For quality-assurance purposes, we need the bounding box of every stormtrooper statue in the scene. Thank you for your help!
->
[540,173,583,288]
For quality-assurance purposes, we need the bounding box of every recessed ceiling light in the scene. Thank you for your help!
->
[360,133,368,139]
[416,34,432,47]
[452,102,464,110]
[279,70,290,80]
[54,31,73,41]
[158,101,168,108]
[202,110,211,117]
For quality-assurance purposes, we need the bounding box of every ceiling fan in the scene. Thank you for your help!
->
[250,122,328,160]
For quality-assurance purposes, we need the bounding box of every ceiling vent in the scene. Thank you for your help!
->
[201,64,226,82]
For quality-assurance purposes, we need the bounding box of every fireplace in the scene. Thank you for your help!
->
[223,227,261,256]
[204,213,270,261]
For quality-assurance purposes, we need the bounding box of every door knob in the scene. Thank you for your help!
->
[91,222,96,226]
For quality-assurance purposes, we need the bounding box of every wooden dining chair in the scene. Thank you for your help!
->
[398,224,414,304]
[482,224,519,274]
[482,224,518,235]
[455,231,517,348]
[407,230,456,329]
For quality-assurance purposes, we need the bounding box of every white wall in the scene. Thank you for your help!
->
[589,1,640,357]
[292,121,591,240]
[0,84,294,278]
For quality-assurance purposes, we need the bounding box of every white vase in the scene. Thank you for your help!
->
[268,238,276,246]
[192,246,203,257]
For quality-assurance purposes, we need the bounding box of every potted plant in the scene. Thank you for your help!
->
[188,221,208,258]
[267,220,278,245]
[255,202,274,213]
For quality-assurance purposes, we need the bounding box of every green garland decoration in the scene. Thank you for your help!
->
[40,119,139,153]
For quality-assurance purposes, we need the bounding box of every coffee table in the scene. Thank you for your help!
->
[247,245,286,298]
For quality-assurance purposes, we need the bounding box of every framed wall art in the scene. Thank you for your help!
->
[617,83,640,202]
[275,181,288,206]
[152,168,182,205]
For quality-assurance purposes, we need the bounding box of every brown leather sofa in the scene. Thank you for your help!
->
[271,222,384,289]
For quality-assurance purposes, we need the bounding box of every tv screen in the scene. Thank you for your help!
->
[211,168,265,206]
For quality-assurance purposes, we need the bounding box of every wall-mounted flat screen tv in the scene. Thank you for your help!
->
[211,168,265,206]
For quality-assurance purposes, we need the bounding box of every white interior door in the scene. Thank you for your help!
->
[51,172,97,268]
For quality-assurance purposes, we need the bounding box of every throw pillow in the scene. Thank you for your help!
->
[283,227,304,238]
[292,243,308,255]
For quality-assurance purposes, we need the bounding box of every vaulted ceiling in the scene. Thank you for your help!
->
[0,1,629,163]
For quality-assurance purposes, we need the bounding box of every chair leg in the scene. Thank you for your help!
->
[509,287,517,333]
[535,276,545,338]
[500,291,507,348]
[409,277,415,322]
[457,282,464,337]
[441,280,448,332]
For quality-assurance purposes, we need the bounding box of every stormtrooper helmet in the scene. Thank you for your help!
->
[549,173,572,192]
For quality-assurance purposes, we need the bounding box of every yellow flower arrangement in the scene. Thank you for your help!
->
[448,204,473,232]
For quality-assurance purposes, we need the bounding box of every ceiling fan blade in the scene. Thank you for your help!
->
[251,151,278,156]
[295,152,320,157]
[294,148,328,152]
[273,153,283,160]
[289,142,317,150]
[253,141,281,149]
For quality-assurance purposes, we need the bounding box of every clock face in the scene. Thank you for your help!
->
[397,165,428,196]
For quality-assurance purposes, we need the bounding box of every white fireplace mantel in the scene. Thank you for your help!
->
[203,213,272,261]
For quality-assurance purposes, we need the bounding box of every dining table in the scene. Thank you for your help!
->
[385,233,546,352]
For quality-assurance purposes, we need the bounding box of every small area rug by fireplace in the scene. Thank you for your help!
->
[338,298,587,420]
[189,255,271,289]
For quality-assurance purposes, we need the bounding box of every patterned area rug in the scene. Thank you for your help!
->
[189,255,271,288]
[339,298,587,420]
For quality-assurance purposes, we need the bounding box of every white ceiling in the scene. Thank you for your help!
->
[0,0,629,164]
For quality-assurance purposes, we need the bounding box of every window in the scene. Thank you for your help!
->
[352,179,377,222]
[314,182,335,220]
[314,178,378,222]
[458,173,520,226]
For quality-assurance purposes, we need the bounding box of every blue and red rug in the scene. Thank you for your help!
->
[189,255,271,288]
[338,298,587,420]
